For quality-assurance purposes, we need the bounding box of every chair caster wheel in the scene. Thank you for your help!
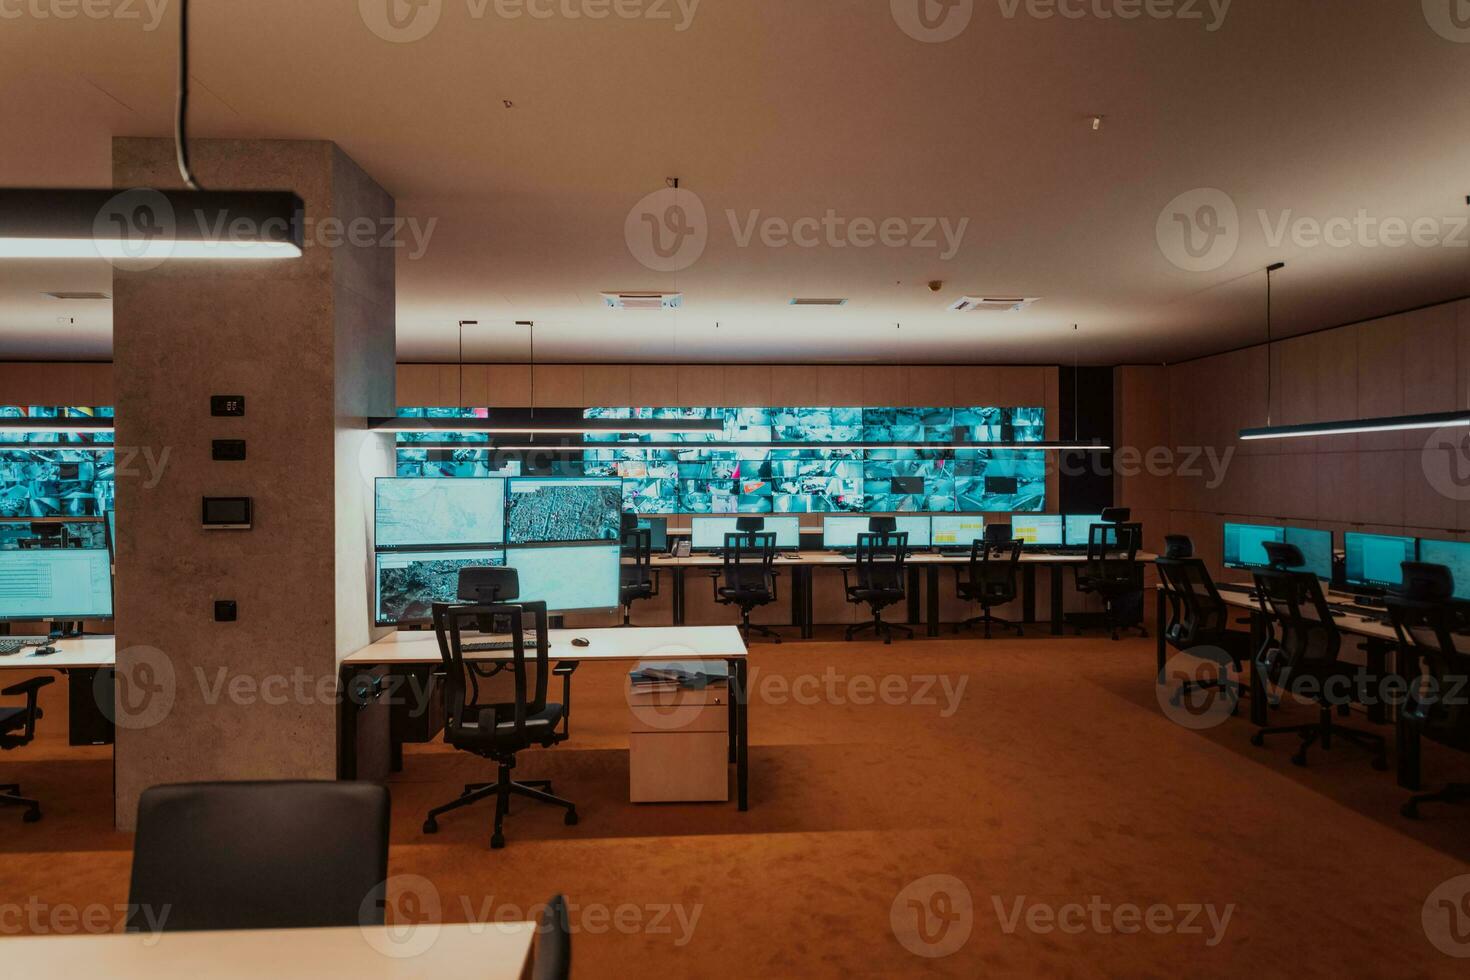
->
[564,810,578,826]
[1371,756,1388,771]
[490,833,506,849]
[1291,753,1308,767]
[1250,733,1264,747]
[22,808,40,823]
[422,818,438,834]
[1401,802,1420,819]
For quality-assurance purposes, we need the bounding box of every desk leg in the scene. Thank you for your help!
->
[1249,613,1269,727]
[802,568,815,639]
[790,566,804,634]
[907,568,922,626]
[1155,589,1167,675]
[732,658,749,811]
[927,566,940,638]
[1364,639,1390,726]
[1050,565,1065,636]
[1022,566,1036,625]
[672,567,685,626]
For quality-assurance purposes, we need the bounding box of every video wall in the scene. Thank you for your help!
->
[0,407,114,519]
[394,406,1047,515]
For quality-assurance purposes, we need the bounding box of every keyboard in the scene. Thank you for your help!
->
[0,637,50,656]
[461,632,541,653]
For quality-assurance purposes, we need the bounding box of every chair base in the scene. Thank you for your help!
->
[955,610,1023,639]
[1402,782,1470,819]
[739,621,783,644]
[1171,675,1248,710]
[1249,706,1387,769]
[422,766,577,849]
[846,614,913,645]
[0,784,41,823]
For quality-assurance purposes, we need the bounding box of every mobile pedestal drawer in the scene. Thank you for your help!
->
[627,676,730,803]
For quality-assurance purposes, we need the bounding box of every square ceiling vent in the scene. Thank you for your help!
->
[948,296,1040,313]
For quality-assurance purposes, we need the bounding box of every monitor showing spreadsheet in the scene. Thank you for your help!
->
[1063,515,1105,548]
[690,516,801,551]
[1344,532,1418,590]
[1418,539,1470,601]
[931,516,986,550]
[1284,527,1334,581]
[1223,523,1285,569]
[0,548,113,621]
[375,478,505,549]
[1011,515,1063,547]
[821,515,931,550]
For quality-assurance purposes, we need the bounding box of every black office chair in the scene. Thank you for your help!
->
[534,894,572,980]
[1075,522,1148,640]
[0,675,53,823]
[843,531,913,644]
[1155,550,1253,709]
[956,537,1023,638]
[126,781,390,931]
[619,520,661,627]
[1250,543,1387,769]
[713,531,782,643]
[424,568,579,849]
[1162,534,1193,559]
[1387,562,1470,818]
[983,522,1014,546]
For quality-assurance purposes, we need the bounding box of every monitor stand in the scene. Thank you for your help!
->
[49,620,84,638]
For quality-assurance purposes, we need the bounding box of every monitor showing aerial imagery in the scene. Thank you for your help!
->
[505,477,623,544]
[375,478,505,549]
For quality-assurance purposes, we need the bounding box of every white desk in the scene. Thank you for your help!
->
[344,625,752,810]
[0,922,537,979]
[0,634,115,670]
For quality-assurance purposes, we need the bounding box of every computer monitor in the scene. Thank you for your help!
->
[505,477,623,545]
[1063,515,1105,548]
[375,478,505,549]
[1418,539,1470,601]
[1343,532,1418,590]
[931,515,986,550]
[1011,514,1063,547]
[105,509,116,558]
[0,548,113,621]
[637,516,669,552]
[1283,527,1334,581]
[374,549,505,626]
[1223,523,1285,569]
[504,544,621,613]
[690,516,801,551]
[821,515,931,550]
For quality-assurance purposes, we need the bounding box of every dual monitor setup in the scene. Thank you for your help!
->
[373,476,625,625]
[1222,522,1470,600]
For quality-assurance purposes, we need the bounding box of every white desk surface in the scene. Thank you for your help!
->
[0,922,537,979]
[1204,587,1399,644]
[650,549,1154,568]
[0,634,115,670]
[344,625,748,667]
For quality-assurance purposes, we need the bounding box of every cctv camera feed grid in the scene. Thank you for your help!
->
[576,406,1046,514]
[0,407,115,518]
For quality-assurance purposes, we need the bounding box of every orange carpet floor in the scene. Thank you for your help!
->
[2,629,1468,977]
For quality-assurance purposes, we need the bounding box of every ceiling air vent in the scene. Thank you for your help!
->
[788,298,848,307]
[948,296,1040,313]
[601,291,682,311]
[44,291,110,300]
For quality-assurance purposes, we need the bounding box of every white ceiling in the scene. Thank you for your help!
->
[2,0,1468,365]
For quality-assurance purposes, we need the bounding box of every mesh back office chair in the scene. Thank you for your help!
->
[126,781,390,932]
[1075,520,1147,640]
[956,537,1023,638]
[1157,535,1195,639]
[423,568,579,849]
[0,675,53,822]
[619,517,661,627]
[713,531,782,643]
[1249,542,1387,769]
[1155,545,1253,710]
[844,531,913,644]
[1387,562,1470,818]
[534,894,572,980]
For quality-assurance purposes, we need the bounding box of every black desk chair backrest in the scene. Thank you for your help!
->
[720,531,777,595]
[534,894,572,980]
[854,531,908,593]
[1250,561,1340,674]
[432,598,554,752]
[1083,522,1141,583]
[1388,562,1469,744]
[964,537,1021,602]
[126,781,390,932]
[621,526,656,589]
[1155,556,1229,646]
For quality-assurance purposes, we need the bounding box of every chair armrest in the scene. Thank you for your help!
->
[2,676,55,699]
[651,568,661,598]
[554,660,579,734]
[552,661,580,676]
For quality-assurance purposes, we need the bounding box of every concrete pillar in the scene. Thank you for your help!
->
[110,139,396,829]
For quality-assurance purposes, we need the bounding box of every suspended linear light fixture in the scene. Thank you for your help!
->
[0,0,302,262]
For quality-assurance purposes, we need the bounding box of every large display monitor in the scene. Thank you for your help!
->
[375,478,504,548]
[1011,514,1063,547]
[505,477,622,545]
[374,549,505,626]
[637,516,669,552]
[1344,532,1418,590]
[690,516,801,551]
[1063,514,1105,548]
[0,548,113,621]
[504,544,621,613]
[931,515,986,550]
[1223,523,1285,569]
[1283,527,1334,581]
[1418,538,1470,601]
[821,515,932,550]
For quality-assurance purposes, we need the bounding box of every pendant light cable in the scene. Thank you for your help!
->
[1265,262,1284,427]
[176,0,203,190]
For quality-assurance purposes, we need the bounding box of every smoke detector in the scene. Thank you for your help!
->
[948,296,1040,313]
[601,291,683,311]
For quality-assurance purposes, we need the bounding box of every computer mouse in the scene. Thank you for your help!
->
[33,646,57,657]
[571,637,590,648]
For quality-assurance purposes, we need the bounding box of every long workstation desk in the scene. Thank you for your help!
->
[342,625,752,810]
[654,550,1158,638]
